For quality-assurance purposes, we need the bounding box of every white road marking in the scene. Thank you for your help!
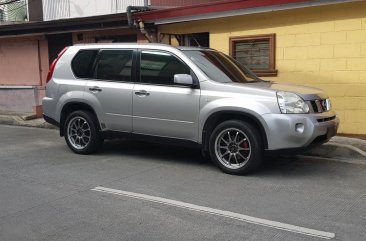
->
[92,186,335,239]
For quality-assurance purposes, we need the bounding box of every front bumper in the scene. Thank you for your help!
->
[262,111,339,150]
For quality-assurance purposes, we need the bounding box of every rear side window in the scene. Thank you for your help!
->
[96,49,133,82]
[71,50,98,79]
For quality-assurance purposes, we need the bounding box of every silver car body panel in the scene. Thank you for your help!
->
[43,43,339,151]
[132,84,200,141]
[85,80,134,132]
[262,111,338,149]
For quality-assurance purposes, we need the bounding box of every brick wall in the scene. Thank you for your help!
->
[159,1,366,134]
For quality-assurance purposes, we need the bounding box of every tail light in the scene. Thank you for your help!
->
[46,47,69,83]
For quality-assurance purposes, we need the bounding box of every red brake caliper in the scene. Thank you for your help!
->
[242,141,249,151]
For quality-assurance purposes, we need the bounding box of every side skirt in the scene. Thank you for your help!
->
[101,130,202,149]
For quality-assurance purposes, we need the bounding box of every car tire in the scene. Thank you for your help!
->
[209,120,263,175]
[64,110,102,154]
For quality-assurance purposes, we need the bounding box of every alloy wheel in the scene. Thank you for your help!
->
[214,128,251,169]
[67,116,91,150]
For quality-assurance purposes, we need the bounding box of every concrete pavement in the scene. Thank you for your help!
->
[1,125,366,241]
[0,113,365,163]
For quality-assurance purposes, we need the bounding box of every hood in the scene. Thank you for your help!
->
[224,81,328,100]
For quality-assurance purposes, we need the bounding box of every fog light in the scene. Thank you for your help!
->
[295,123,304,133]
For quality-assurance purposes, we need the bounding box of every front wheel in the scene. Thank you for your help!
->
[209,120,263,175]
[64,110,102,154]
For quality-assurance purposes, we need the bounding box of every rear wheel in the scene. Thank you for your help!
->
[209,120,263,175]
[64,110,102,154]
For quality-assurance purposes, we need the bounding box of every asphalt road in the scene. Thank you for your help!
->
[0,125,365,241]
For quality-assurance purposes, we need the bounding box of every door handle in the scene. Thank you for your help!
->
[135,90,150,96]
[89,86,102,92]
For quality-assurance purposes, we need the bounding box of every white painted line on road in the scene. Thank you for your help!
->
[92,186,335,239]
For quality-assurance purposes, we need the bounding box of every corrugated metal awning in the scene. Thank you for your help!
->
[136,0,360,25]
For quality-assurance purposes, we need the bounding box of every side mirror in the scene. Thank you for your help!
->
[174,74,195,86]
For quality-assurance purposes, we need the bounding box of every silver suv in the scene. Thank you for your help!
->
[43,43,339,174]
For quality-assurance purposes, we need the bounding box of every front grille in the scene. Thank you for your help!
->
[317,116,336,123]
[310,99,331,113]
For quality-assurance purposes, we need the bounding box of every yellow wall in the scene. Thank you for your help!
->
[159,1,366,134]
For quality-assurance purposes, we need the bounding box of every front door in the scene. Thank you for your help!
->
[132,50,200,141]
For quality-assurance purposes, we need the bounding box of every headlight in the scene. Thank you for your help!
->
[276,91,310,114]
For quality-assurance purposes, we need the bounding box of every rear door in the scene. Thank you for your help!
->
[85,49,135,132]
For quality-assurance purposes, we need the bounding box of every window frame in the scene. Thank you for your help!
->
[137,49,199,88]
[229,33,277,77]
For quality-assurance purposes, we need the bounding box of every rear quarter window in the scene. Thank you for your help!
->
[71,49,98,78]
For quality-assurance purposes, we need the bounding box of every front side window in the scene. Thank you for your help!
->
[96,50,133,82]
[230,34,277,77]
[140,50,190,85]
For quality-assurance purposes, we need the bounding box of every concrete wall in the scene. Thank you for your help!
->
[0,36,49,86]
[0,88,36,114]
[158,1,366,134]
[0,36,48,114]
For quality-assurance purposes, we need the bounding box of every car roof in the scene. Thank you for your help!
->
[176,46,213,51]
[72,43,212,51]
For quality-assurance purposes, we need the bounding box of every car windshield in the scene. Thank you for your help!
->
[183,49,262,83]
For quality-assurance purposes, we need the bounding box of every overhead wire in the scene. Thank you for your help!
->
[6,0,35,12]
[0,0,21,6]
[0,0,36,21]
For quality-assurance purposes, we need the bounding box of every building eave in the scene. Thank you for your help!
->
[0,13,130,37]
[136,0,361,25]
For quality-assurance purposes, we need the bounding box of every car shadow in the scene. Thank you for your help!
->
[98,139,343,177]
[101,139,210,167]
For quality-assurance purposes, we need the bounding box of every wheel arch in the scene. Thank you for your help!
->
[201,111,268,152]
[60,102,100,137]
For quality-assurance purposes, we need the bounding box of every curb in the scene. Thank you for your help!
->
[0,115,57,130]
[304,137,366,164]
